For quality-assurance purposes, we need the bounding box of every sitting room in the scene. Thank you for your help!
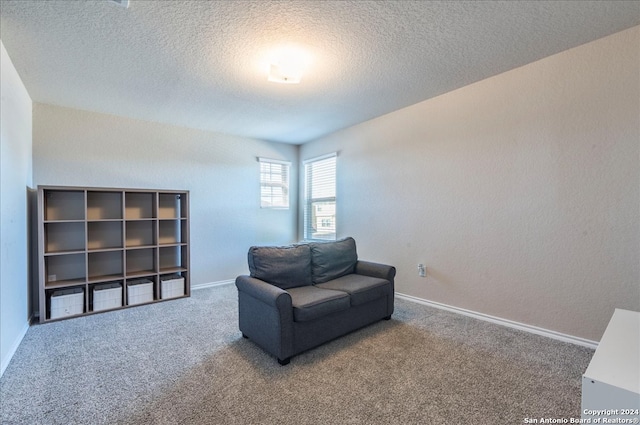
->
[1,1,638,424]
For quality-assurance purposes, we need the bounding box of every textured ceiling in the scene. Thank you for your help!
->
[1,1,639,144]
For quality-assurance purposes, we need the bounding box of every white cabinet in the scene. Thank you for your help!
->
[582,309,640,422]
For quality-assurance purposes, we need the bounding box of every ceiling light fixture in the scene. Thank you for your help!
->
[267,47,310,84]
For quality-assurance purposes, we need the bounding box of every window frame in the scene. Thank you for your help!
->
[303,153,337,241]
[258,157,291,209]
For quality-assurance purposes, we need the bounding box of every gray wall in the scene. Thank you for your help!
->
[1,41,33,375]
[33,104,299,286]
[299,26,640,342]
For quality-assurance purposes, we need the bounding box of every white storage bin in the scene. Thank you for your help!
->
[127,279,154,305]
[93,282,122,312]
[50,287,84,319]
[161,274,184,299]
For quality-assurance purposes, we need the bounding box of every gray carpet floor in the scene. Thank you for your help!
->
[0,283,593,425]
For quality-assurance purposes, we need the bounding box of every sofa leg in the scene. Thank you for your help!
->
[278,357,291,366]
[384,315,392,320]
[242,333,249,339]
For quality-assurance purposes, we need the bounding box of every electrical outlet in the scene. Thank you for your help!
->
[418,264,426,277]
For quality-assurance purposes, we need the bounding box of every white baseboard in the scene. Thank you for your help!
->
[191,279,235,290]
[1,320,30,378]
[395,292,598,350]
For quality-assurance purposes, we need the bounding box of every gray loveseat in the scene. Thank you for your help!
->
[235,237,396,365]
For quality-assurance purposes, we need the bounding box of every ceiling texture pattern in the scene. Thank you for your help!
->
[1,0,639,144]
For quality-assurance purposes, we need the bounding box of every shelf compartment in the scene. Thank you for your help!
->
[45,253,86,287]
[158,219,187,245]
[125,192,156,219]
[160,273,185,299]
[44,221,85,253]
[158,193,187,219]
[88,221,123,250]
[159,245,187,273]
[125,220,156,247]
[126,248,156,276]
[88,251,124,282]
[87,191,123,220]
[90,281,123,312]
[126,276,156,305]
[48,286,85,320]
[44,190,85,221]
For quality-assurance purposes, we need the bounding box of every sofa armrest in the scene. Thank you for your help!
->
[235,275,295,361]
[235,275,292,309]
[355,261,396,283]
[355,261,396,318]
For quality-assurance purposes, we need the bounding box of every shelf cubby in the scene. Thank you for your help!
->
[126,248,156,277]
[44,221,85,254]
[46,286,86,320]
[44,190,85,221]
[159,245,187,273]
[158,193,187,219]
[88,221,123,250]
[125,275,157,305]
[125,192,155,219]
[44,253,86,287]
[158,219,187,245]
[89,281,124,312]
[126,220,156,247]
[87,191,123,220]
[88,250,124,282]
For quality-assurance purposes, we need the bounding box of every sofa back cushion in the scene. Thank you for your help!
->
[309,237,358,284]
[248,244,312,289]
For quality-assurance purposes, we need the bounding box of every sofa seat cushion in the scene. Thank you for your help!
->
[287,286,350,322]
[248,244,312,289]
[315,274,390,306]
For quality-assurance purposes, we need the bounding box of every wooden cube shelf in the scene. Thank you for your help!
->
[37,186,190,322]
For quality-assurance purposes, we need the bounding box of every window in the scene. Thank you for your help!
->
[304,153,336,240]
[259,158,290,208]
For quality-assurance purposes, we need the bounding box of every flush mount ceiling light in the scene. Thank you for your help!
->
[267,46,311,84]
[268,62,302,84]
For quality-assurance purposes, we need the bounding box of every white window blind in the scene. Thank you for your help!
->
[304,153,337,240]
[259,158,290,208]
